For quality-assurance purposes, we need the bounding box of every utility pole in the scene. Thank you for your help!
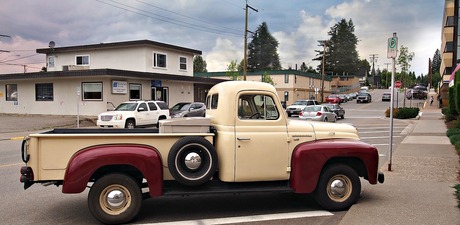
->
[428,58,432,90]
[243,0,258,81]
[369,54,378,86]
[318,40,328,102]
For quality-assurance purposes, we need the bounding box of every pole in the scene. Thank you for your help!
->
[243,1,257,81]
[388,32,397,172]
[243,1,248,81]
[320,41,327,103]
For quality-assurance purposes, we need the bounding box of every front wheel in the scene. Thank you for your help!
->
[314,164,361,211]
[125,119,135,129]
[88,173,142,224]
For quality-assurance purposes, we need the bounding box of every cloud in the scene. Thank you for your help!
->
[205,37,241,71]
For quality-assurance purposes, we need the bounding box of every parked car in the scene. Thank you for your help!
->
[97,100,170,128]
[325,94,341,104]
[299,105,337,122]
[356,92,372,103]
[407,89,427,100]
[324,103,345,119]
[382,92,391,101]
[170,102,206,118]
[338,94,348,103]
[285,99,319,117]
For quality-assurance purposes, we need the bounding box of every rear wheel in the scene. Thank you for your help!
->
[314,164,360,211]
[323,117,328,122]
[340,114,344,119]
[88,173,142,224]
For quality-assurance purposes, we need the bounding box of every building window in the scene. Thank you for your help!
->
[48,56,55,68]
[82,82,102,100]
[36,83,53,101]
[284,74,289,83]
[179,56,187,70]
[76,55,90,65]
[153,53,167,68]
[129,83,141,100]
[5,84,17,101]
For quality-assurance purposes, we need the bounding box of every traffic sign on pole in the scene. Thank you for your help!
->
[394,80,402,88]
[387,36,398,59]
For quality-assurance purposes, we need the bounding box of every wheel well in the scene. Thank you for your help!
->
[90,165,144,183]
[158,115,167,120]
[322,157,368,179]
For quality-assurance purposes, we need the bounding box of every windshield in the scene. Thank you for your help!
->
[115,103,138,111]
[171,103,191,111]
[293,101,307,105]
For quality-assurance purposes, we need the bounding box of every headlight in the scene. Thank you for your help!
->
[114,114,123,120]
[173,112,185,118]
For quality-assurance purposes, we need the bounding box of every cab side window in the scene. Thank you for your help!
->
[238,94,279,120]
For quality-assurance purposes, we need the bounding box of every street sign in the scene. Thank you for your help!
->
[387,36,398,59]
[394,80,402,88]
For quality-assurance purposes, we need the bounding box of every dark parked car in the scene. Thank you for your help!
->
[323,103,345,119]
[170,102,206,118]
[356,92,372,103]
[407,89,427,100]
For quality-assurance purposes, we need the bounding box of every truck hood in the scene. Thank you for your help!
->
[287,119,359,140]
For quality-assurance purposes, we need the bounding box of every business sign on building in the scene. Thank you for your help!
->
[112,80,128,94]
[151,80,162,87]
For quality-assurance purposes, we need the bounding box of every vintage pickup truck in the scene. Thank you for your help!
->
[20,81,384,224]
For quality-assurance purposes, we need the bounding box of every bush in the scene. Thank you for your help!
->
[447,128,460,137]
[454,184,460,208]
[385,107,419,119]
[448,134,460,145]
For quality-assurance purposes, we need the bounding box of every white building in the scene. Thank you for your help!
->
[0,40,222,116]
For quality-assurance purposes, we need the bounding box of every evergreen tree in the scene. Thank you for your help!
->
[193,56,207,72]
[432,49,441,75]
[314,19,360,75]
[247,22,282,71]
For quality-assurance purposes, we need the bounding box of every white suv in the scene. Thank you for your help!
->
[286,99,319,117]
[97,100,170,128]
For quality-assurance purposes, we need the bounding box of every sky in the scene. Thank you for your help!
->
[0,0,444,76]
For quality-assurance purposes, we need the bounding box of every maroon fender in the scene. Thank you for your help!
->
[62,144,163,197]
[290,139,379,193]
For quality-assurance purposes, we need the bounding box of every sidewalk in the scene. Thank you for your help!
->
[340,91,460,225]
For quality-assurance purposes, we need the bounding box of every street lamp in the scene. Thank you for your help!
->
[318,40,329,102]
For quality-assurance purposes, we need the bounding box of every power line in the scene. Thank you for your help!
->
[96,0,243,37]
[0,53,40,63]
[136,0,243,33]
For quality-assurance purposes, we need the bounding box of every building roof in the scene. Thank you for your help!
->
[194,69,332,81]
[36,39,202,55]
[0,68,223,84]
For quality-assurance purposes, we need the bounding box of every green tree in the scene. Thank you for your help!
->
[397,45,415,88]
[237,59,245,71]
[247,22,282,71]
[432,49,441,75]
[193,55,207,72]
[261,71,275,85]
[314,19,360,75]
[226,60,242,80]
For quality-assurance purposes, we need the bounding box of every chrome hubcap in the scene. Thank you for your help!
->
[327,175,352,202]
[184,152,201,170]
[107,190,125,208]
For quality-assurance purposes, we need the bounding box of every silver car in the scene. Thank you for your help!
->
[170,102,206,118]
[299,105,337,122]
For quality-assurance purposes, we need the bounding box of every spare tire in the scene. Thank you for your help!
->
[168,136,218,186]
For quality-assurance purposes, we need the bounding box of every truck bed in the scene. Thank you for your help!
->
[44,128,160,134]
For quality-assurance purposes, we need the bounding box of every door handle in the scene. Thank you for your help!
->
[237,137,251,141]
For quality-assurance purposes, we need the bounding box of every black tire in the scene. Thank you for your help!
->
[287,112,292,117]
[125,119,135,129]
[88,173,142,224]
[314,164,361,211]
[168,136,218,186]
[323,117,328,122]
[340,114,344,119]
